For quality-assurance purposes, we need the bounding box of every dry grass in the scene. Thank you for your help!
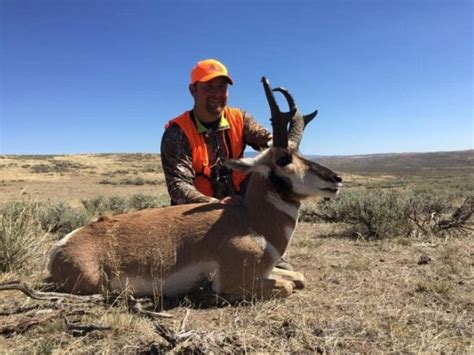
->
[0,153,472,353]
[1,227,471,353]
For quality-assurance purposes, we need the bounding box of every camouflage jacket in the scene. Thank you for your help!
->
[160,109,271,204]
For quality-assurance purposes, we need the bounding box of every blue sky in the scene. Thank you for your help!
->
[1,0,472,155]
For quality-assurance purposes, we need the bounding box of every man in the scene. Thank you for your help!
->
[161,59,271,205]
[160,59,292,270]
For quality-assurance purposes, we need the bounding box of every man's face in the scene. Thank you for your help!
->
[190,76,229,119]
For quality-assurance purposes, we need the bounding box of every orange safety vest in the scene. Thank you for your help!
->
[165,107,247,198]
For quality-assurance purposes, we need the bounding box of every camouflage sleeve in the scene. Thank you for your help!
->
[160,124,218,204]
[241,110,272,151]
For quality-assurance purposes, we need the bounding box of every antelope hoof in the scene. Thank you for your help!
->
[270,268,306,290]
[291,271,306,290]
[273,279,294,298]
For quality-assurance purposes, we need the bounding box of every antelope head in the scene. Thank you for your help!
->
[225,77,342,200]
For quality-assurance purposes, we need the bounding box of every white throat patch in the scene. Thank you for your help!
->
[250,232,281,261]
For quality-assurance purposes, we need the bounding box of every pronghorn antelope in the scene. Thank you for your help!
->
[48,77,342,301]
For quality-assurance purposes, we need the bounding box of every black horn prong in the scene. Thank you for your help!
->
[303,110,318,128]
[272,87,297,113]
[262,76,288,149]
[261,76,281,116]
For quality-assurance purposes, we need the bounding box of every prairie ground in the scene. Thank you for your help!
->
[0,153,472,353]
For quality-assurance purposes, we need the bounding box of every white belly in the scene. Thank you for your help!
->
[110,261,219,297]
[163,262,218,296]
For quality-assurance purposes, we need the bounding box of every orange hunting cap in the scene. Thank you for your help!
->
[190,59,234,85]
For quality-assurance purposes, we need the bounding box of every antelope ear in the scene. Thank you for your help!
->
[222,157,257,173]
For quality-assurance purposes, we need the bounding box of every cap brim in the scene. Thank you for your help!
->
[195,73,233,85]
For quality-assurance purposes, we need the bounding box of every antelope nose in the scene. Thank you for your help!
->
[333,175,342,184]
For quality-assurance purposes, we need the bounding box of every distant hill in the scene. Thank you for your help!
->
[5,150,472,178]
[311,150,473,176]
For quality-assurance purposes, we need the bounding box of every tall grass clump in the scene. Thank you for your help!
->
[0,202,47,273]
[0,195,171,273]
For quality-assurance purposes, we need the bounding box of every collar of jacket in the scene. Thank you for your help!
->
[193,109,230,134]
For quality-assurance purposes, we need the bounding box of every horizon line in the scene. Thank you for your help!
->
[1,148,472,158]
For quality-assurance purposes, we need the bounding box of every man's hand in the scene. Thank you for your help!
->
[219,195,243,205]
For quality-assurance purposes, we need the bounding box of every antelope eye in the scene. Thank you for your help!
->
[275,153,293,167]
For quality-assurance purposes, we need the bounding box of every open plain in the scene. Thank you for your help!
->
[0,151,472,353]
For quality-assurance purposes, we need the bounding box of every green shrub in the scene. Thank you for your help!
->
[98,179,115,185]
[103,169,130,176]
[82,195,127,215]
[50,160,85,173]
[403,190,452,234]
[81,194,169,215]
[129,194,167,210]
[124,177,145,185]
[108,196,128,214]
[39,201,90,235]
[302,187,472,239]
[81,196,109,214]
[120,177,158,185]
[30,164,52,173]
[302,189,410,239]
[143,164,162,173]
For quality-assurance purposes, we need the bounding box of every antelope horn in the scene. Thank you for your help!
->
[304,110,318,128]
[262,77,299,149]
[288,109,318,150]
[287,115,304,150]
[261,76,280,117]
[272,87,297,113]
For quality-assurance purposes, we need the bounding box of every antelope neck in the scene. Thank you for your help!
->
[243,173,300,255]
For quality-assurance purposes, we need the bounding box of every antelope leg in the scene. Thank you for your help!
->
[270,268,306,289]
[217,277,294,301]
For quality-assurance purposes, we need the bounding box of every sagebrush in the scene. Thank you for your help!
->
[301,188,473,239]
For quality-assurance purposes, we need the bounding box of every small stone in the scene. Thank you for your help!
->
[418,255,432,265]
